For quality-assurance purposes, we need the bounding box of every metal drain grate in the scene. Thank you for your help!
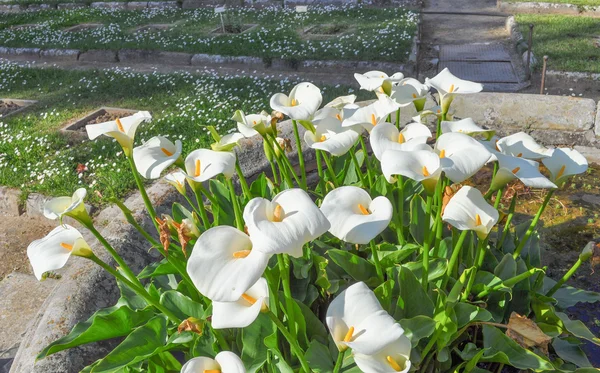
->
[438,61,519,83]
[439,44,512,62]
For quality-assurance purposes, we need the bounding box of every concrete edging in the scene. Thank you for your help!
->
[0,1,180,12]
[498,0,600,17]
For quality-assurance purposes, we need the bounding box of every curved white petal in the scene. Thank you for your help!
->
[85,111,151,150]
[220,132,245,146]
[370,122,431,161]
[43,188,87,220]
[496,132,551,160]
[186,226,269,302]
[441,118,495,140]
[492,153,556,190]
[215,351,246,373]
[320,186,392,244]
[436,132,491,183]
[542,147,588,185]
[164,170,187,194]
[212,278,268,329]
[27,224,84,280]
[425,68,483,96]
[270,82,322,120]
[233,110,270,138]
[442,186,499,238]
[354,335,412,373]
[184,149,236,182]
[344,310,405,355]
[342,96,400,133]
[390,78,428,106]
[133,136,182,179]
[243,189,330,258]
[354,71,389,91]
[326,95,357,109]
[380,149,441,185]
[181,357,220,373]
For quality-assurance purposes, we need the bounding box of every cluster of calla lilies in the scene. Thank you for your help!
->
[27,68,590,373]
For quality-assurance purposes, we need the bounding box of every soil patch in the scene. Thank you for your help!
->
[0,101,21,117]
[210,23,257,35]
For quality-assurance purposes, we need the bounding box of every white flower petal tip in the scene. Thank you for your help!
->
[270,82,322,120]
[354,335,412,373]
[186,226,270,302]
[181,351,245,373]
[491,153,556,191]
[425,68,484,97]
[390,78,429,109]
[440,118,495,140]
[85,111,151,151]
[326,282,405,355]
[133,136,182,179]
[342,96,400,133]
[496,132,551,160]
[233,110,271,138]
[212,277,269,329]
[435,132,492,183]
[380,149,441,192]
[320,186,393,244]
[243,189,330,258]
[43,188,88,222]
[164,170,187,194]
[27,224,91,280]
[184,149,236,183]
[542,147,588,186]
[304,116,360,156]
[442,186,499,239]
[370,122,431,161]
[325,95,357,109]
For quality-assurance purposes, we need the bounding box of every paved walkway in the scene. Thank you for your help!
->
[419,0,528,92]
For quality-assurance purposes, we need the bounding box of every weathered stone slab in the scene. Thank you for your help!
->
[574,146,600,166]
[498,0,600,17]
[0,47,40,59]
[595,100,600,138]
[26,3,56,10]
[0,187,21,217]
[78,49,118,63]
[528,129,595,147]
[147,1,179,7]
[118,49,192,65]
[57,3,87,9]
[126,1,148,9]
[40,49,79,62]
[0,4,24,13]
[191,53,264,68]
[90,1,127,9]
[450,93,597,132]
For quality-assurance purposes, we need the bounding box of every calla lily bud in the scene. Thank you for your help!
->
[43,188,92,227]
[579,241,596,262]
[164,171,187,195]
[273,137,292,158]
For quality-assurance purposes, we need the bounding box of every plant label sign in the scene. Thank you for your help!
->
[214,6,226,13]
[296,5,308,13]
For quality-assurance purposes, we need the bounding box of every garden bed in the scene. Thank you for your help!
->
[302,23,354,39]
[210,23,257,35]
[60,107,140,140]
[63,23,103,32]
[0,98,37,118]
[132,23,174,32]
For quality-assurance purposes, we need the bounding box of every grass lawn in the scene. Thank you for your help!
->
[516,14,600,73]
[508,0,600,5]
[0,60,367,204]
[0,6,417,63]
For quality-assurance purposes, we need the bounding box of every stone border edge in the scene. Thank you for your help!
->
[498,0,600,17]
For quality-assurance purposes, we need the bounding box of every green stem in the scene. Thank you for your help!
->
[494,188,503,209]
[396,177,406,244]
[422,195,433,290]
[513,190,554,259]
[291,120,307,189]
[268,134,299,187]
[546,258,582,297]
[358,135,374,189]
[395,108,401,130]
[349,145,367,188]
[89,254,179,323]
[87,224,139,283]
[315,150,325,193]
[269,159,280,185]
[277,254,297,339]
[127,155,158,231]
[461,238,488,301]
[498,193,517,250]
[267,311,311,373]
[225,177,244,231]
[370,240,384,283]
[333,350,345,373]
[443,230,469,288]
[235,160,252,201]
[322,152,338,187]
[477,268,541,298]
[182,194,202,217]
[213,328,230,351]
[192,187,211,230]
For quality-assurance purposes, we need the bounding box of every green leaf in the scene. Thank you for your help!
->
[242,314,275,373]
[159,290,204,320]
[542,277,600,309]
[209,179,234,226]
[552,338,592,368]
[395,266,434,319]
[402,258,448,283]
[305,340,334,373]
[296,300,328,342]
[138,259,177,280]
[372,175,389,197]
[374,279,395,312]
[399,316,436,345]
[471,271,511,297]
[328,249,378,285]
[37,304,155,359]
[494,254,516,281]
[481,325,553,371]
[556,312,600,346]
[455,303,492,328]
[409,195,430,245]
[250,174,272,199]
[92,315,169,373]
[378,244,419,268]
[172,202,194,224]
[264,330,294,373]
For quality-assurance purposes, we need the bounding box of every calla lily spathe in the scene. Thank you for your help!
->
[304,115,361,156]
[496,132,550,160]
[325,94,357,109]
[181,352,245,373]
[490,153,556,191]
[542,147,588,186]
[425,68,483,113]
[390,78,429,111]
[43,188,90,223]
[211,132,245,152]
[435,132,492,183]
[270,82,322,121]
[183,149,236,183]
[381,149,441,193]
[354,335,412,373]
[442,186,499,239]
[186,226,269,302]
[370,122,431,161]
[133,136,182,179]
[164,171,187,195]
[326,282,405,355]
[342,96,400,133]
[243,188,330,258]
[441,118,495,140]
[320,186,393,244]
[27,224,92,280]
[85,111,152,155]
[212,277,269,329]
[232,110,271,138]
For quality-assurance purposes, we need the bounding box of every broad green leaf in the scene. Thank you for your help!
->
[92,315,169,373]
[159,290,204,320]
[372,175,389,197]
[149,352,181,372]
[209,179,234,226]
[552,338,592,368]
[250,174,272,199]
[305,340,334,373]
[242,314,275,373]
[37,304,155,359]
[433,292,458,350]
[328,249,378,285]
[374,279,395,312]
[399,316,436,345]
[471,271,510,297]
[409,195,429,245]
[395,266,434,319]
[494,254,516,281]
[455,303,492,328]
[481,325,553,371]
[138,259,177,280]
[378,244,419,268]
[556,312,600,346]
[313,253,331,292]
[402,258,448,283]
[264,330,294,373]
[172,202,194,224]
[542,277,600,309]
[296,300,328,342]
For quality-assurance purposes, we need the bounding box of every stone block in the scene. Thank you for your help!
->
[0,47,40,59]
[147,1,179,8]
[595,100,600,138]
[78,49,118,63]
[528,129,595,147]
[575,146,600,166]
[126,1,148,9]
[190,53,264,68]
[90,1,127,9]
[0,187,21,217]
[118,49,192,65]
[450,93,597,133]
[40,48,80,62]
[57,3,87,9]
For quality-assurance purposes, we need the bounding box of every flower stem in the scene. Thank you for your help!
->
[268,134,299,187]
[225,177,244,231]
[546,258,582,297]
[477,268,542,298]
[267,310,311,373]
[277,254,297,339]
[443,230,469,288]
[422,195,433,290]
[291,120,307,190]
[370,240,384,283]
[396,177,406,244]
[461,238,488,301]
[127,155,158,231]
[86,224,139,284]
[269,159,280,185]
[358,135,373,188]
[349,145,367,188]
[192,187,211,230]
[333,350,345,373]
[315,150,325,193]
[498,192,517,250]
[513,190,554,259]
[322,152,338,188]
[235,160,252,201]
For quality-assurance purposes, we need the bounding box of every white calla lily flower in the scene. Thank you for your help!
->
[43,188,90,224]
[212,277,269,329]
[381,149,441,193]
[496,132,550,160]
[181,351,245,373]
[320,186,393,244]
[370,122,431,161]
[85,111,152,155]
[435,132,492,183]
[183,149,236,183]
[342,96,400,133]
[354,335,412,373]
[133,136,182,179]
[243,188,330,258]
[390,78,429,111]
[232,110,271,138]
[425,68,483,113]
[354,71,404,94]
[491,153,557,191]
[186,226,269,302]
[442,186,499,239]
[441,118,495,140]
[270,82,322,120]
[325,94,357,109]
[304,115,361,156]
[326,282,405,355]
[27,224,92,280]
[542,147,588,186]
[212,132,245,152]
[164,171,187,195]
